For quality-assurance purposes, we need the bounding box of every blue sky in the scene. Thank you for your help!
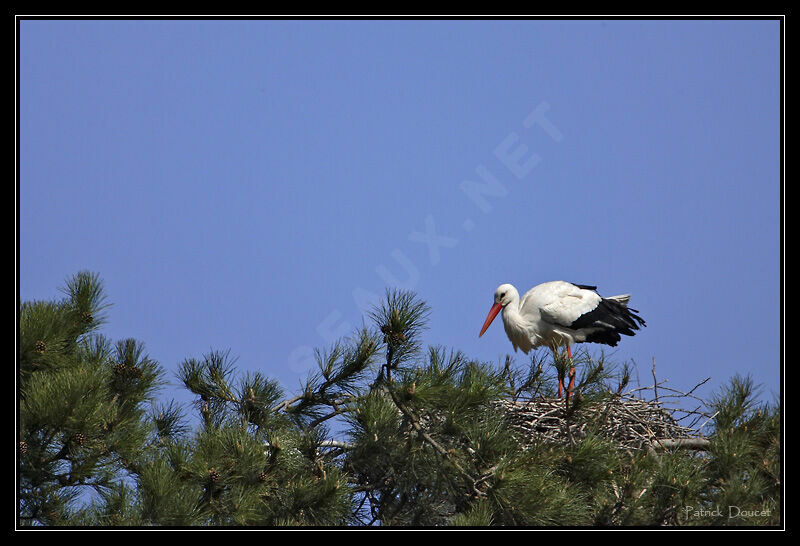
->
[19,19,781,412]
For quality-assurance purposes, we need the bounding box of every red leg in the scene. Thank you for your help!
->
[567,366,576,398]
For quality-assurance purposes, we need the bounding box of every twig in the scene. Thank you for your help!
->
[271,395,305,413]
[685,376,712,397]
[650,438,711,451]
[652,358,659,404]
[319,440,354,450]
[696,410,719,433]
[504,356,516,399]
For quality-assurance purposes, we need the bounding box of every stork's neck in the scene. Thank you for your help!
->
[500,290,525,328]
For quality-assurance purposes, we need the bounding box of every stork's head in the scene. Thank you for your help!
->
[493,283,517,306]
[480,283,517,337]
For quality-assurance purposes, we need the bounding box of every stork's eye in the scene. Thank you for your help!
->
[499,292,505,298]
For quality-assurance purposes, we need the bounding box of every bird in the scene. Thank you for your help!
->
[479,281,646,399]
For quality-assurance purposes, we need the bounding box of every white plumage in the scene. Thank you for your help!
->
[479,281,646,397]
[480,281,645,352]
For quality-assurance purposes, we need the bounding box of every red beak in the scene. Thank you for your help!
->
[479,302,503,337]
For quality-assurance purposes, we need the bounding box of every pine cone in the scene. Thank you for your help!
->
[208,467,220,483]
[381,324,407,345]
[19,441,27,455]
[81,311,93,324]
[113,362,127,375]
[258,471,268,482]
[35,340,46,353]
[73,432,87,447]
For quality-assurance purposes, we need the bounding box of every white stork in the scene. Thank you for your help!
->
[479,281,646,399]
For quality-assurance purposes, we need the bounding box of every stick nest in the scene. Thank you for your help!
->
[493,395,700,452]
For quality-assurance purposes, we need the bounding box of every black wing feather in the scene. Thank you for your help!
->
[569,298,646,347]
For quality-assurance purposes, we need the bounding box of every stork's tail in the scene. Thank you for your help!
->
[580,295,646,347]
[607,293,631,305]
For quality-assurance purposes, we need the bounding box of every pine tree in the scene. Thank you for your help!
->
[18,272,162,525]
[18,275,782,527]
